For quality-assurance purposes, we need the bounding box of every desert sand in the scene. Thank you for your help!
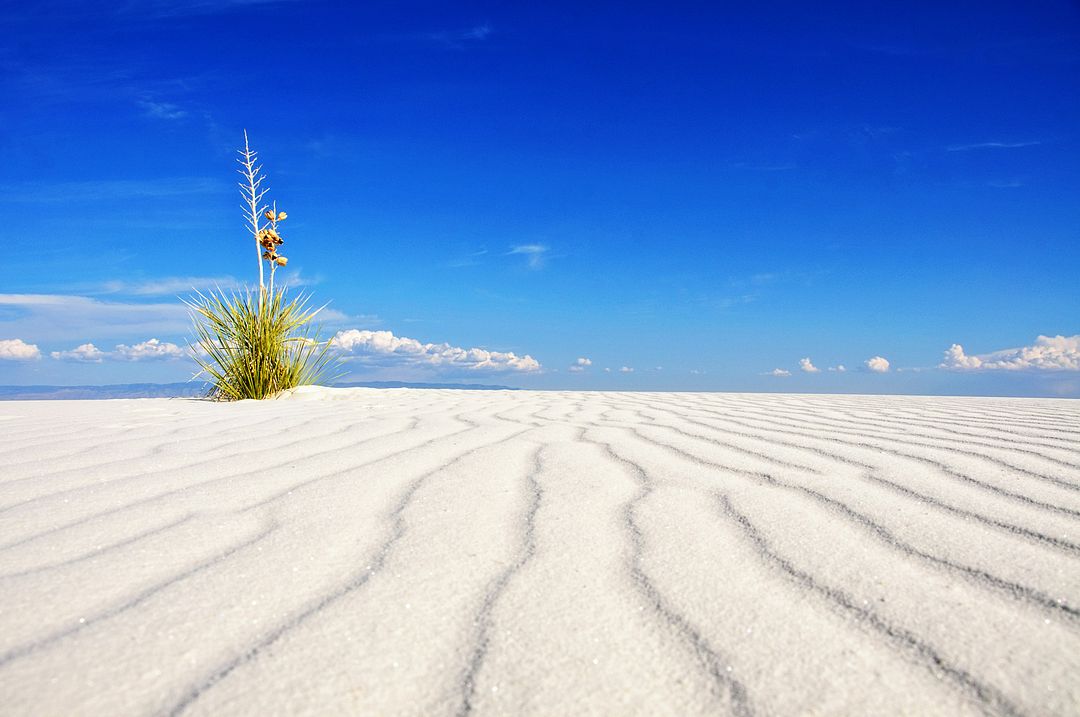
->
[0,388,1077,716]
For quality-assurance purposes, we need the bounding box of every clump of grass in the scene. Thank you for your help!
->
[186,287,334,400]
[187,132,338,400]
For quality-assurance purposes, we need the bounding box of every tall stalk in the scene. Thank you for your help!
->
[237,130,268,298]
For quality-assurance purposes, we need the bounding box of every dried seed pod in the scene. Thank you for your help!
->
[265,210,275,220]
[275,256,288,266]
[277,211,287,221]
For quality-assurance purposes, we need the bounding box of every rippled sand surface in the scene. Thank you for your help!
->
[1,388,1078,716]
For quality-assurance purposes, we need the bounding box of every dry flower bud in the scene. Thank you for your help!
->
[277,211,287,220]
[275,256,288,266]
[265,210,275,220]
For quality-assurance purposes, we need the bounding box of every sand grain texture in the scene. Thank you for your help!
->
[0,388,1077,716]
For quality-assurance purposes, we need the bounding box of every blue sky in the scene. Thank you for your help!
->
[2,0,1078,396]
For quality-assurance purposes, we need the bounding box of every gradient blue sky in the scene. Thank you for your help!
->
[2,1,1078,395]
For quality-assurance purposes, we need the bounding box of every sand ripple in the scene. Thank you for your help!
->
[0,389,1077,716]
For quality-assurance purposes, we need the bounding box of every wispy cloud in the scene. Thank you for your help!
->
[96,270,317,297]
[946,140,1041,152]
[428,24,493,49]
[764,368,791,377]
[100,276,242,296]
[138,99,187,120]
[799,357,820,373]
[940,335,1080,372]
[0,177,223,203]
[448,248,489,268]
[507,244,550,270]
[711,294,758,311]
[0,294,190,342]
[331,328,540,375]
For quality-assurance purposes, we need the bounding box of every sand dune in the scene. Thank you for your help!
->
[0,388,1077,716]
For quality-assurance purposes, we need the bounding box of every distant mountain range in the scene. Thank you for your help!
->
[0,381,518,400]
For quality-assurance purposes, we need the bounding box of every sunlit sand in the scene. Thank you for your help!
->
[1,388,1077,715]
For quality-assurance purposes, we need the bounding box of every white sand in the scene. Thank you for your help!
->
[0,388,1078,716]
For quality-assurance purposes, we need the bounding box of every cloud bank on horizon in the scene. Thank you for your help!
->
[7,323,1080,395]
[331,329,540,374]
[940,335,1080,372]
[764,335,1080,380]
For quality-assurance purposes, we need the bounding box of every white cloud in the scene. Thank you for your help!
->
[799,357,820,373]
[331,329,540,374]
[619,366,634,373]
[49,338,187,363]
[865,356,890,373]
[0,338,41,361]
[507,244,550,269]
[51,343,107,363]
[828,364,847,372]
[765,368,791,377]
[940,335,1080,372]
[113,338,186,361]
[940,344,982,370]
[568,357,592,373]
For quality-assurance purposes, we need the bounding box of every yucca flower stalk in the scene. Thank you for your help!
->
[187,133,339,400]
[237,130,270,295]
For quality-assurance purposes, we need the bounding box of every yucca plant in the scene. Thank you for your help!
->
[187,132,338,400]
[186,287,334,400]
